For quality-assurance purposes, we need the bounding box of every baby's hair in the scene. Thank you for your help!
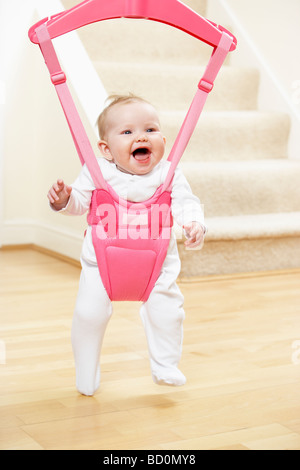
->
[97,93,152,140]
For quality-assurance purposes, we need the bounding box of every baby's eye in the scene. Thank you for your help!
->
[122,130,132,135]
[146,128,156,133]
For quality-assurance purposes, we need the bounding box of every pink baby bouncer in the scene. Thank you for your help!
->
[29,0,237,302]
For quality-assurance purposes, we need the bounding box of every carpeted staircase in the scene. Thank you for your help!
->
[62,0,300,276]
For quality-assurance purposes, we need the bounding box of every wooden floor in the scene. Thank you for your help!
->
[0,247,300,450]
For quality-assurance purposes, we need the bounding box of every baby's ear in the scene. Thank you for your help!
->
[97,140,114,161]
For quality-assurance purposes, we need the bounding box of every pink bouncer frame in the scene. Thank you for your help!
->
[29,0,236,49]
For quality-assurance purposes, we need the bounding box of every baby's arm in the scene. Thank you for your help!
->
[48,164,95,215]
[47,179,72,211]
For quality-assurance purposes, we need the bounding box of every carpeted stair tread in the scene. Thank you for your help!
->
[204,212,300,241]
[162,111,290,161]
[181,159,300,217]
[74,17,213,65]
[96,61,259,111]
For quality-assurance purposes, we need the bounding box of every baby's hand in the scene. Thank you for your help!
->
[47,179,72,210]
[183,221,206,250]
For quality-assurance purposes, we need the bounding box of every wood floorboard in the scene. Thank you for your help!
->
[0,247,300,450]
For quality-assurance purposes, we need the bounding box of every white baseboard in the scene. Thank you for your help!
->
[1,219,82,261]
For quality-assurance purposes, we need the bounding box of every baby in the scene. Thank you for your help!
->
[48,94,206,395]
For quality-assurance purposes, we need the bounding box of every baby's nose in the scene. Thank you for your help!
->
[137,132,148,141]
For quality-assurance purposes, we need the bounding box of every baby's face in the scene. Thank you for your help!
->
[98,101,166,175]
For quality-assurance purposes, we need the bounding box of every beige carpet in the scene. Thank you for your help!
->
[62,0,300,276]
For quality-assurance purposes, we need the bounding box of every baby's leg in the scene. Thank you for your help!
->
[140,238,186,386]
[71,259,112,396]
[140,284,185,386]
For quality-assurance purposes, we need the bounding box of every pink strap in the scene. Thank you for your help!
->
[163,31,233,191]
[35,24,108,190]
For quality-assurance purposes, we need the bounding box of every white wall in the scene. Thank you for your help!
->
[223,0,300,100]
[0,0,37,246]
[0,0,106,257]
[207,0,300,159]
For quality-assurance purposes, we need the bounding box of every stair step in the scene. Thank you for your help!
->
[174,211,300,244]
[176,212,300,276]
[178,236,300,277]
[176,0,207,15]
[62,0,210,65]
[75,18,214,65]
[180,159,300,217]
[96,62,259,111]
[204,212,300,241]
[162,111,290,161]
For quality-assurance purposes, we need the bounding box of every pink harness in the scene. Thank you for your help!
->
[87,183,173,301]
[29,0,236,301]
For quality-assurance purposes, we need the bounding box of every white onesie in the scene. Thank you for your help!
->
[59,157,205,395]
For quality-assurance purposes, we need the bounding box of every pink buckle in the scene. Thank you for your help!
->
[51,71,66,85]
[198,79,214,93]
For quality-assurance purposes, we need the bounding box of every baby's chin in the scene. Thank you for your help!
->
[116,159,157,176]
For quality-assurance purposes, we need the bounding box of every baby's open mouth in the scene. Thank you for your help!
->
[132,148,151,161]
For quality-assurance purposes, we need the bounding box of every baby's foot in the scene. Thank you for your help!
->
[77,365,100,396]
[152,367,186,386]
